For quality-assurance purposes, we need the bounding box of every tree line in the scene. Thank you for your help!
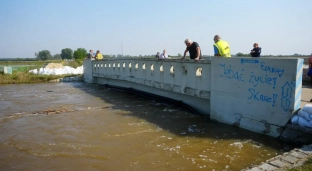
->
[35,48,88,61]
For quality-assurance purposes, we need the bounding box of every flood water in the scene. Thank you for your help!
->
[0,83,297,171]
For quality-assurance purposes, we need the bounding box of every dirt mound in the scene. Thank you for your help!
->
[44,63,64,69]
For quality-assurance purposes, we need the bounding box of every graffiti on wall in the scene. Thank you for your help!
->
[218,59,296,112]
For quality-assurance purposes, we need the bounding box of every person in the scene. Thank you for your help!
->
[308,54,312,85]
[250,43,262,57]
[159,49,168,59]
[95,50,103,60]
[213,35,231,57]
[309,54,312,69]
[182,39,202,60]
[155,52,160,58]
[86,50,94,60]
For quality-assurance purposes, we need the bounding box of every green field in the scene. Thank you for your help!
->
[0,65,39,72]
[0,60,82,84]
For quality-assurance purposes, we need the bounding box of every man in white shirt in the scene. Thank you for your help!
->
[159,49,168,59]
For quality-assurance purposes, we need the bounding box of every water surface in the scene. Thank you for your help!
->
[0,83,296,171]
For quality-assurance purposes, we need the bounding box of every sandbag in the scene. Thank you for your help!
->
[309,120,312,128]
[297,109,312,121]
[291,115,299,124]
[302,104,312,114]
[297,116,311,128]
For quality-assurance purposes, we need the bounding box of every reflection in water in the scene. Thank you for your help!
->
[0,83,297,171]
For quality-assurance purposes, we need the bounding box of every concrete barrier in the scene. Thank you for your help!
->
[84,59,94,83]
[84,57,304,137]
[210,58,304,137]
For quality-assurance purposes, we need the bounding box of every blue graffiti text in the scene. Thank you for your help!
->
[241,59,259,64]
[281,82,292,112]
[248,88,278,107]
[219,64,244,82]
[249,72,277,89]
[260,62,284,77]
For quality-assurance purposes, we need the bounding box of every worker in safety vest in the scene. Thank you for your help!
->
[213,35,231,57]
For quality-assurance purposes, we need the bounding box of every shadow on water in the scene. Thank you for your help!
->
[70,82,299,151]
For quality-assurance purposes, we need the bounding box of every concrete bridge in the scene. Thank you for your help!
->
[83,57,306,138]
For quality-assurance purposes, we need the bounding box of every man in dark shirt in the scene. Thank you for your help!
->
[250,43,261,57]
[182,39,202,60]
[155,52,160,58]
[86,49,94,60]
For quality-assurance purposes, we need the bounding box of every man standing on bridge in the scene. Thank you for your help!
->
[250,43,262,57]
[213,35,231,57]
[181,39,202,60]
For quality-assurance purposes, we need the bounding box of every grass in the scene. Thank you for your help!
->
[0,60,61,66]
[0,71,67,84]
[0,60,83,84]
[288,158,312,171]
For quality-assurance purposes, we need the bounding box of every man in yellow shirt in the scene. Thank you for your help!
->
[95,50,103,60]
[213,35,231,57]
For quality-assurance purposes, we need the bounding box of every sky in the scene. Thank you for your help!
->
[0,0,311,58]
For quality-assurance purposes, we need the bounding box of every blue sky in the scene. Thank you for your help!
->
[0,0,311,58]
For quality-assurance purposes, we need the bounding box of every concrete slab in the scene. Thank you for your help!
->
[282,155,300,164]
[245,167,263,171]
[289,151,308,159]
[258,163,278,171]
[269,159,290,168]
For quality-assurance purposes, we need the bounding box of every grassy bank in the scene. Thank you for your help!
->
[0,60,83,84]
[0,72,67,84]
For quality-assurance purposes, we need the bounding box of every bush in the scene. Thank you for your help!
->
[63,60,83,68]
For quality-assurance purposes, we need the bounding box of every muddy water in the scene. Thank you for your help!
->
[0,83,297,171]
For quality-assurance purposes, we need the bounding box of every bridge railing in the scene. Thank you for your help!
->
[92,58,211,99]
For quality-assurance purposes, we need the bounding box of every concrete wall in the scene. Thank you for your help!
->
[84,57,304,137]
[83,59,94,83]
[210,58,304,137]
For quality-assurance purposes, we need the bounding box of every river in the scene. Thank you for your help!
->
[0,82,297,171]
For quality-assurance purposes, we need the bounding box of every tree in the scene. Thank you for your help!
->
[37,50,52,61]
[73,48,87,60]
[236,52,245,57]
[61,48,73,59]
[53,54,61,59]
[103,55,111,58]
[236,52,250,57]
[177,53,182,57]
